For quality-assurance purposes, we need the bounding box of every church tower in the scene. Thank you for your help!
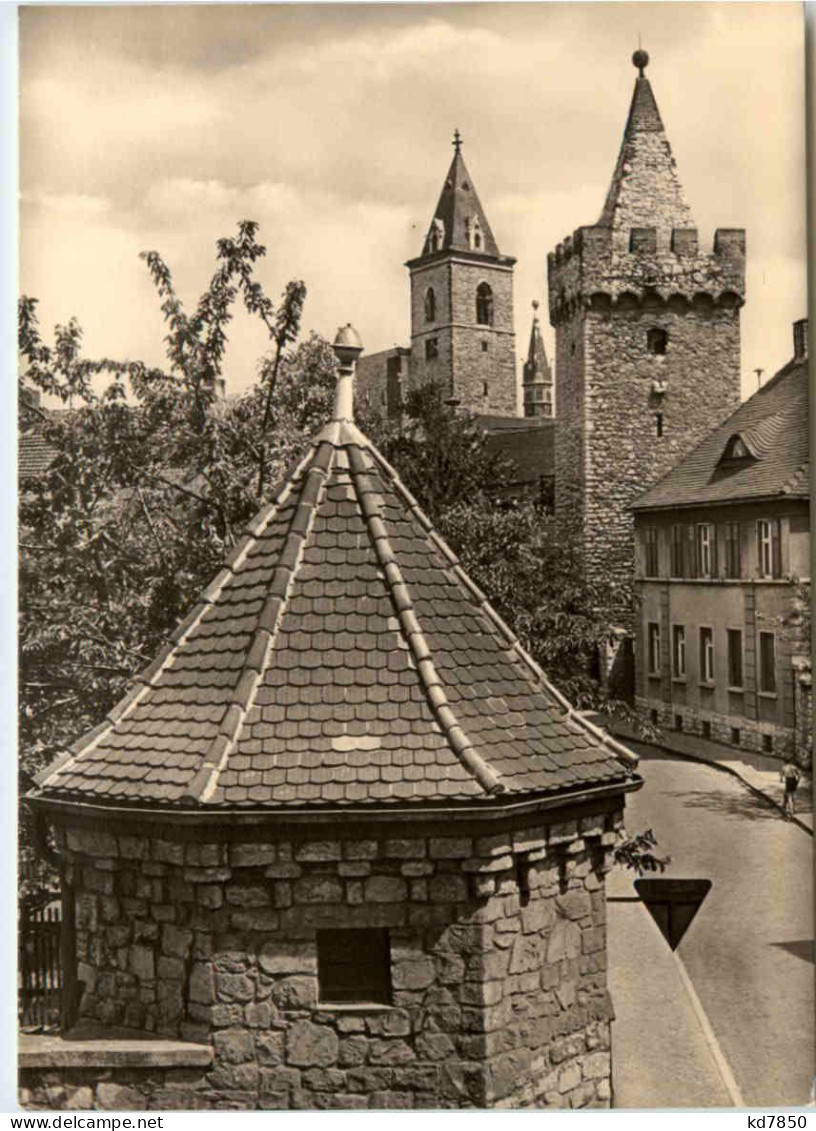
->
[548,51,745,597]
[406,131,517,415]
[522,301,554,417]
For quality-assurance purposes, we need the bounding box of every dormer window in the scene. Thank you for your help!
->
[465,216,483,252]
[648,328,668,355]
[428,218,445,253]
[424,288,436,323]
[476,283,493,326]
[721,434,753,462]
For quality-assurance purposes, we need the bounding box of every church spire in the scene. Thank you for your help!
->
[420,131,501,258]
[523,301,553,418]
[598,50,694,234]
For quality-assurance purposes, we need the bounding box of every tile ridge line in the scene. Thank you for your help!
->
[184,440,335,806]
[35,442,319,795]
[346,442,504,797]
[365,444,638,774]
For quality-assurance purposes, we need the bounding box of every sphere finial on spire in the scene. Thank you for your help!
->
[632,47,649,76]
[532,299,540,317]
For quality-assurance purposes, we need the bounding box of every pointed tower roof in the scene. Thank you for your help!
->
[598,50,695,232]
[523,301,552,385]
[32,327,637,816]
[420,130,501,258]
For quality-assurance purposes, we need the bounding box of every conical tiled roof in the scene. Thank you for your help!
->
[34,340,636,813]
[523,303,551,387]
[420,134,501,258]
[598,61,695,233]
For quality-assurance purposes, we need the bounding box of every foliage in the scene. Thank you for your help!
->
[613,828,670,876]
[363,382,628,706]
[19,224,335,894]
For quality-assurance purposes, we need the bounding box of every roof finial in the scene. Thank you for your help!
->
[532,299,540,321]
[452,128,463,154]
[632,45,649,76]
[331,323,363,423]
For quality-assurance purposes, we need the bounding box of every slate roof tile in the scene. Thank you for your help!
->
[35,388,636,812]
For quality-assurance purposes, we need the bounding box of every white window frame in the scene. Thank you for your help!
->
[647,622,661,676]
[672,624,686,679]
[758,519,773,578]
[699,625,715,683]
[697,523,713,578]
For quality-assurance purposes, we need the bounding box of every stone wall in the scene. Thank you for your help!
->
[637,695,796,759]
[48,805,624,1110]
[21,1065,215,1113]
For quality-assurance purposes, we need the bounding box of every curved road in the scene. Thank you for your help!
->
[608,742,814,1108]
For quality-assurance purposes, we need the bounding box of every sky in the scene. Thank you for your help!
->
[19,2,807,401]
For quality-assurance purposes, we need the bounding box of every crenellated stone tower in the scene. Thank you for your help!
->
[547,51,745,600]
[406,131,518,414]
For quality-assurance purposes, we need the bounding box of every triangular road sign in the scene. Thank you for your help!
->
[634,878,712,951]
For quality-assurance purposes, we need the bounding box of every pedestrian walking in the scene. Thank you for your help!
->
[779,758,801,819]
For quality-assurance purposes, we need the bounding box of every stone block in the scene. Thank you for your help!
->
[566,838,587,856]
[231,908,280,932]
[259,940,316,975]
[347,881,364,905]
[391,956,435,990]
[346,1067,393,1093]
[245,1001,272,1027]
[383,838,426,859]
[338,862,372,877]
[214,1027,256,1064]
[270,975,317,1011]
[185,843,223,867]
[256,1031,285,1066]
[184,867,232,883]
[197,885,224,910]
[583,1051,611,1080]
[579,816,605,839]
[429,837,473,859]
[216,972,255,1003]
[369,1091,413,1109]
[462,855,514,874]
[95,1083,147,1111]
[400,861,435,877]
[548,821,579,846]
[409,880,427,902]
[210,1003,245,1027]
[274,882,293,909]
[302,1068,347,1092]
[415,1032,455,1061]
[188,962,216,1004]
[366,1009,410,1037]
[162,924,193,957]
[64,1086,94,1111]
[556,890,591,921]
[294,876,343,904]
[428,874,468,904]
[153,839,185,866]
[156,955,184,982]
[558,1061,582,1094]
[128,945,155,982]
[440,1062,489,1106]
[230,843,277,867]
[117,835,147,860]
[67,827,119,858]
[338,1034,369,1067]
[107,924,131,949]
[469,876,496,899]
[286,1020,339,1067]
[343,840,379,860]
[294,840,341,862]
[207,1063,260,1092]
[364,876,408,903]
[336,1015,366,1033]
[368,1039,415,1065]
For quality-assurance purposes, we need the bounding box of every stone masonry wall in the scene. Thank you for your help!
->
[21,1065,213,1113]
[50,806,623,1110]
[637,695,796,760]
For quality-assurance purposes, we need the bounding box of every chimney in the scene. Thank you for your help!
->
[793,318,808,361]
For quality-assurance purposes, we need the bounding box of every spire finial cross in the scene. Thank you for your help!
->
[453,128,463,154]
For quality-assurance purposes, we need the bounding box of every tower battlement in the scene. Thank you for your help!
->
[547,224,745,326]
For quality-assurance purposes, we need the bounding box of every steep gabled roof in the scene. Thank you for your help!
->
[420,135,501,259]
[598,57,695,233]
[633,356,809,511]
[34,350,635,814]
[523,303,552,386]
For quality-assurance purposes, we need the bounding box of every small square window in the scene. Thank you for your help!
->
[425,338,438,361]
[731,727,741,747]
[481,341,489,352]
[762,734,773,754]
[674,713,683,732]
[317,929,391,1005]
[702,720,712,740]
[650,709,659,726]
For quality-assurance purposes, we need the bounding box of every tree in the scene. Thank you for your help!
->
[19,223,335,899]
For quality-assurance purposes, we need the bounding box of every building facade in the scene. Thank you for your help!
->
[632,321,810,762]
[547,51,745,602]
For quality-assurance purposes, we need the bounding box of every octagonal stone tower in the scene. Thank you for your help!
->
[29,327,640,1111]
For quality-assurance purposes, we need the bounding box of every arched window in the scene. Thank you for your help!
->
[476,283,493,326]
[648,328,668,355]
[424,288,436,323]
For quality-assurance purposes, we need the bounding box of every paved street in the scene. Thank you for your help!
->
[608,741,814,1108]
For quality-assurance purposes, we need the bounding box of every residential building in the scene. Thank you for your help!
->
[632,319,810,761]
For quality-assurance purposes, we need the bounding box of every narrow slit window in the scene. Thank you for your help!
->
[655,412,664,438]
[759,631,776,693]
